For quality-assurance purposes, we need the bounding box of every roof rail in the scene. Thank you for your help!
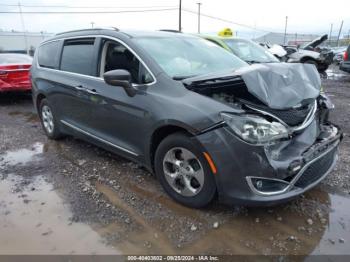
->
[159,29,181,33]
[55,27,119,36]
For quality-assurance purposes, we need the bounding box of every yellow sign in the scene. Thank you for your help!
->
[218,28,233,37]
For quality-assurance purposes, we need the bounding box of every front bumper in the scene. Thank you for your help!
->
[196,121,342,206]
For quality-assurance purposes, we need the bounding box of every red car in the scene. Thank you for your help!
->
[0,53,32,92]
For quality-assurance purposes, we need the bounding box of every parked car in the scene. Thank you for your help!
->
[286,35,333,71]
[340,45,350,73]
[31,28,341,208]
[260,35,333,72]
[0,53,32,92]
[259,42,288,61]
[331,46,347,64]
[200,34,280,64]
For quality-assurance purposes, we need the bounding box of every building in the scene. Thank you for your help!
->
[254,32,320,46]
[0,30,53,55]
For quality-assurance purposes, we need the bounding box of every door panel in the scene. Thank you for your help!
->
[53,38,98,130]
[84,38,155,157]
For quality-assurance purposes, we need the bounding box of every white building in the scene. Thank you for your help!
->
[0,31,53,55]
[254,32,320,46]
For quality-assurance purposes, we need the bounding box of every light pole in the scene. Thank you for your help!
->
[91,22,95,28]
[178,0,182,32]
[329,23,333,46]
[197,2,202,34]
[18,2,29,55]
[283,16,288,45]
[337,20,344,47]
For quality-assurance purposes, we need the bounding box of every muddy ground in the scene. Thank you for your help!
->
[0,66,350,256]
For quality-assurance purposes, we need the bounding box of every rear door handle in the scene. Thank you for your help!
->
[85,88,98,95]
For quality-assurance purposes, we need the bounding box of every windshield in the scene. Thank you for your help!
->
[223,38,279,63]
[134,36,247,79]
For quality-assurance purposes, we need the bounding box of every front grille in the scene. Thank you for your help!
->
[294,147,336,188]
[255,103,313,126]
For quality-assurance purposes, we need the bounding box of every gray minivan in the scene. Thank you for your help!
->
[31,28,341,207]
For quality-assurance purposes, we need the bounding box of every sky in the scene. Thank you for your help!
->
[0,0,349,39]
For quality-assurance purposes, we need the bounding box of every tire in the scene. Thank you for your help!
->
[154,132,216,208]
[318,64,329,72]
[39,99,63,140]
[303,59,318,67]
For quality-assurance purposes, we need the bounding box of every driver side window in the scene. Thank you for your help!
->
[99,39,154,84]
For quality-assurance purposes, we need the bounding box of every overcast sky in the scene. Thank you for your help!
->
[0,0,349,38]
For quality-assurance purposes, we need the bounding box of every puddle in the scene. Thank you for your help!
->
[0,174,118,255]
[311,193,350,254]
[0,142,44,166]
[95,181,350,255]
[322,69,350,80]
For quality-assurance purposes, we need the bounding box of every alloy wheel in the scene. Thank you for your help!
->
[41,105,54,134]
[162,147,204,197]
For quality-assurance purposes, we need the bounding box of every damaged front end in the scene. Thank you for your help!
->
[184,63,342,204]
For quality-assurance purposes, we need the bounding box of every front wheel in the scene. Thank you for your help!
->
[154,132,217,208]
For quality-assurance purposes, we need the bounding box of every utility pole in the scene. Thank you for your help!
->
[336,20,344,47]
[178,0,182,32]
[197,2,202,34]
[329,23,333,46]
[91,22,95,28]
[18,2,29,55]
[283,16,288,45]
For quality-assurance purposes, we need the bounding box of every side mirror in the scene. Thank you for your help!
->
[103,69,137,97]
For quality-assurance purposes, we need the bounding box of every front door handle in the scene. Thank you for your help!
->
[75,85,85,91]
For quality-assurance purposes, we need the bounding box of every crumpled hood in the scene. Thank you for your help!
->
[183,63,321,110]
[237,63,321,109]
[303,34,328,50]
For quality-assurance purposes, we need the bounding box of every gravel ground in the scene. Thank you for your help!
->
[0,65,350,256]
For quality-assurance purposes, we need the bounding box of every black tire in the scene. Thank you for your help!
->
[317,64,329,72]
[303,59,318,67]
[39,99,63,140]
[154,132,216,208]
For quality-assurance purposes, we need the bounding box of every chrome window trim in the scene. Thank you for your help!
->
[36,35,157,87]
[60,120,138,156]
[246,139,339,196]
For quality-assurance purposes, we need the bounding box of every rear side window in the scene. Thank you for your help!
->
[38,41,60,69]
[60,38,95,76]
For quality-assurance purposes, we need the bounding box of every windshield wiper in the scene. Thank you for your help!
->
[246,60,277,64]
[172,75,197,81]
[245,60,262,64]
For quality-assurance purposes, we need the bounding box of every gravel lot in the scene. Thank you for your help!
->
[0,66,350,256]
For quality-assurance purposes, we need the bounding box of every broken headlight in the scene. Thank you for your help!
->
[220,113,289,145]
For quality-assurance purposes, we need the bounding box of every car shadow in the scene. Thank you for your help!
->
[0,92,32,106]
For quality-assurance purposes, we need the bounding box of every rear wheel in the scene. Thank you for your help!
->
[39,99,63,139]
[154,132,216,208]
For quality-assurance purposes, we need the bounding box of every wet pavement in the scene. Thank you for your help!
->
[0,66,350,256]
[0,174,117,255]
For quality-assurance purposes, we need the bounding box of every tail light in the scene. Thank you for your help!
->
[344,51,348,61]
